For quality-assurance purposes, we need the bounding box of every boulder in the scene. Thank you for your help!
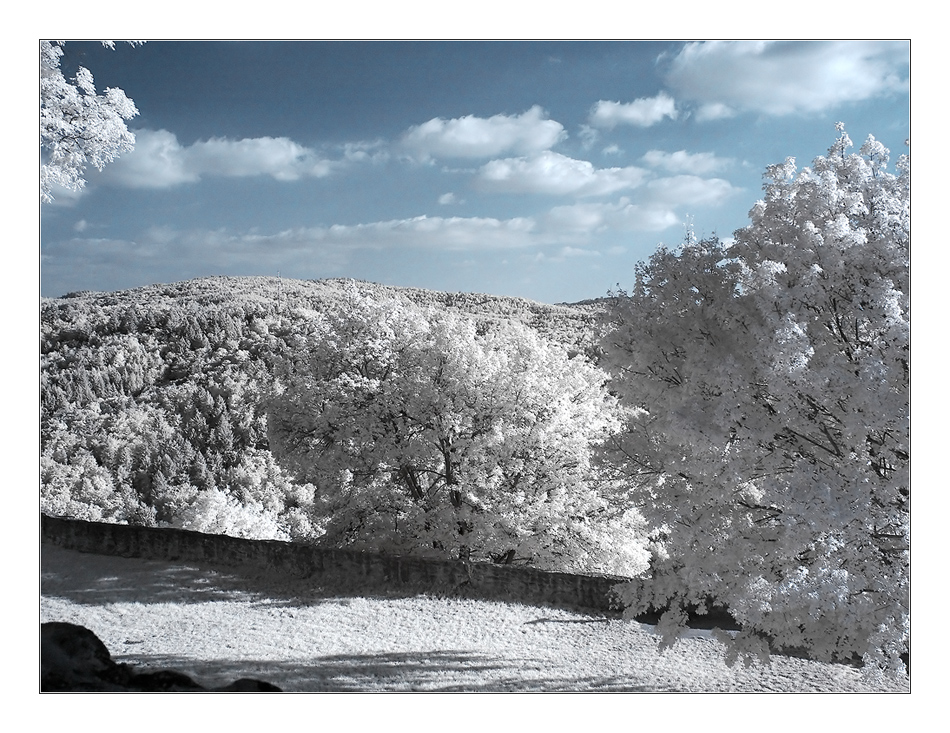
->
[41,622,280,692]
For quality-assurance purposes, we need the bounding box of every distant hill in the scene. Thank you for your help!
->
[40,276,605,543]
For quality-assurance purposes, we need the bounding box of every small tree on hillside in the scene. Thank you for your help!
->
[601,125,909,675]
[267,288,649,575]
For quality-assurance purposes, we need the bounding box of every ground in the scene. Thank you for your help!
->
[41,542,908,693]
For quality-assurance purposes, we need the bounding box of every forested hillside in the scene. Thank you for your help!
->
[40,276,627,567]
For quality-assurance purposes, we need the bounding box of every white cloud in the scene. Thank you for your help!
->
[539,174,739,236]
[541,202,612,234]
[662,40,909,117]
[341,140,390,164]
[643,175,739,209]
[400,106,566,161]
[588,93,678,129]
[186,136,330,180]
[476,151,648,197]
[45,216,544,294]
[578,124,599,150]
[438,192,459,205]
[143,217,539,256]
[641,150,733,175]
[101,129,340,188]
[322,215,538,251]
[55,211,607,281]
[693,102,736,122]
[542,199,680,234]
[103,129,196,188]
[560,246,600,258]
[532,245,603,265]
[49,169,739,294]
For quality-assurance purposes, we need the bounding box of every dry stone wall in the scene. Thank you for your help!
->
[41,514,636,613]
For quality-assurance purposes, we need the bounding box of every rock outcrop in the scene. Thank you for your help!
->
[41,622,281,692]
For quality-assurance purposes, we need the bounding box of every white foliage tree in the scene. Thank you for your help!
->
[267,288,649,575]
[602,125,909,675]
[40,40,141,202]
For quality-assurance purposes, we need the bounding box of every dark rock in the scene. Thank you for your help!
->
[127,669,207,692]
[41,622,280,692]
[216,678,283,692]
[42,621,130,691]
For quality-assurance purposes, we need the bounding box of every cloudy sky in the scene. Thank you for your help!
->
[39,40,909,304]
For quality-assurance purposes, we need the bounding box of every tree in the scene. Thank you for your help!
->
[601,125,909,675]
[40,41,141,202]
[267,287,649,575]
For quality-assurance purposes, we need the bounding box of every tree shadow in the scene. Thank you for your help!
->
[41,542,456,608]
[112,649,659,692]
[43,542,649,627]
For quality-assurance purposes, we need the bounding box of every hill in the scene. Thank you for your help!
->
[40,276,605,553]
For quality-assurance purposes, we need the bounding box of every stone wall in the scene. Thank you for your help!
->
[41,514,636,613]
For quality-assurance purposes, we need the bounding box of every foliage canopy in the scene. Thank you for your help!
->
[267,287,649,574]
[601,125,909,674]
[40,41,141,202]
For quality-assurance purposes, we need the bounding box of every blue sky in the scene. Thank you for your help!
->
[39,40,909,304]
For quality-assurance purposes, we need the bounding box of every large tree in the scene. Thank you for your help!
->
[602,125,909,675]
[40,41,141,202]
[267,287,649,575]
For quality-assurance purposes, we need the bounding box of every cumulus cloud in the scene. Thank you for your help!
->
[476,151,648,197]
[101,129,341,188]
[692,102,736,122]
[540,174,739,235]
[641,150,733,175]
[588,93,678,129]
[103,129,196,187]
[186,136,331,180]
[400,106,566,161]
[662,40,909,117]
[642,174,739,209]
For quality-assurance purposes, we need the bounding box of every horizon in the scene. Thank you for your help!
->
[40,40,909,304]
[41,272,609,307]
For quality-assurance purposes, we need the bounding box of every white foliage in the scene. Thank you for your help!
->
[602,126,908,674]
[40,41,141,202]
[268,287,648,574]
[174,487,290,541]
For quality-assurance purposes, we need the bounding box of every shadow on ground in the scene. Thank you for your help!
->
[114,649,659,692]
[41,542,742,631]
[40,542,626,620]
[41,542,462,609]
